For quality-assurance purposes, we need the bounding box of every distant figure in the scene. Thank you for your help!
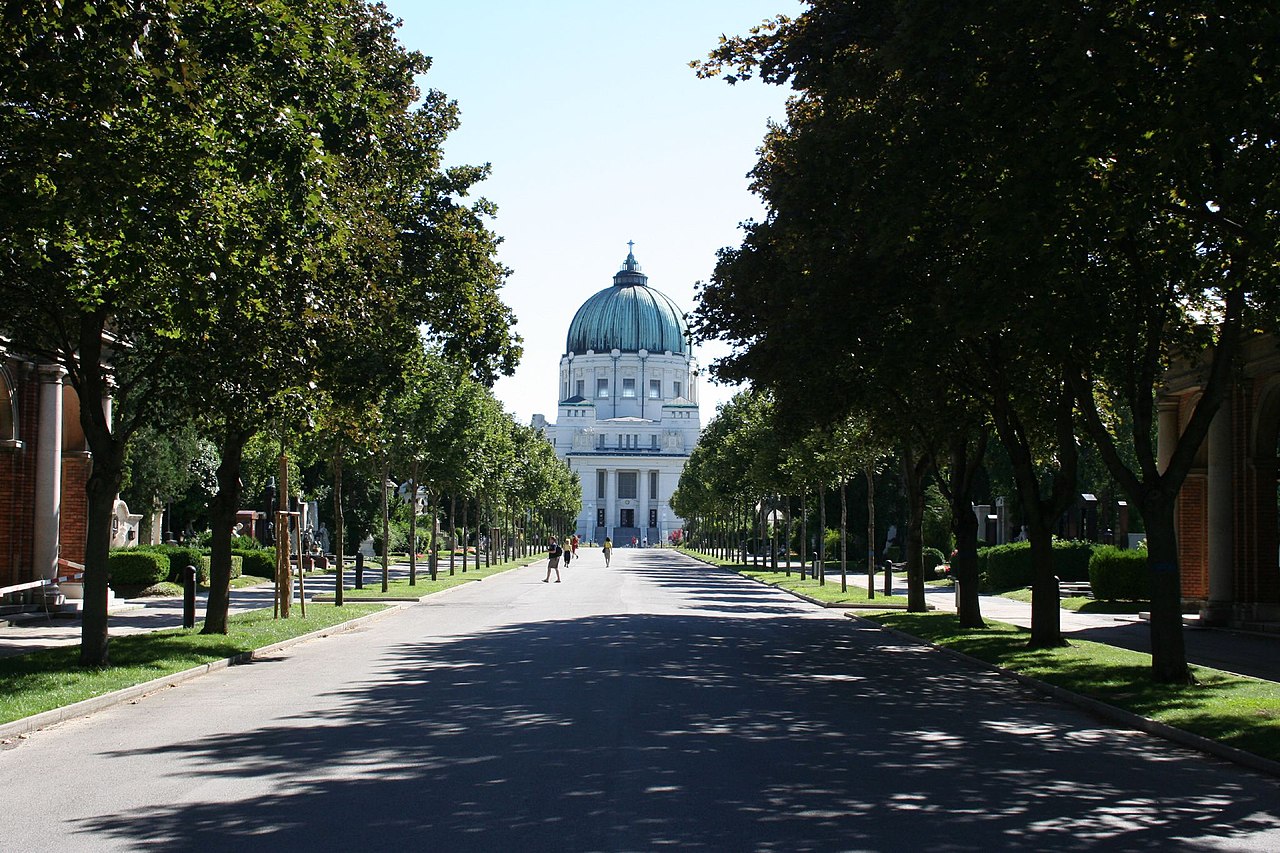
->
[544,537,562,583]
[642,536,648,548]
[563,542,572,566]
[602,537,613,567]
[571,534,579,558]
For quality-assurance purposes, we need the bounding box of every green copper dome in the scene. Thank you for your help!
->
[565,249,689,355]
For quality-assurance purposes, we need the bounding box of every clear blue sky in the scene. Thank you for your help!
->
[381,0,800,425]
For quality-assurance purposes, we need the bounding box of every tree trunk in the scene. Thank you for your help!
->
[800,487,809,580]
[79,438,125,667]
[947,432,988,628]
[381,456,390,593]
[408,463,419,586]
[818,487,826,585]
[428,491,439,582]
[839,479,848,593]
[1144,496,1193,682]
[449,494,458,576]
[783,496,792,575]
[332,449,344,607]
[1025,515,1064,647]
[866,467,876,600]
[204,427,250,634]
[903,450,929,613]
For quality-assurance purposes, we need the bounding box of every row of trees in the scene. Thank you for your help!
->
[0,2,532,665]
[689,1,1280,682]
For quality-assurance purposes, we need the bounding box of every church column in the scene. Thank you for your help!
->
[1203,403,1234,624]
[33,363,65,580]
[606,467,618,541]
[637,465,649,543]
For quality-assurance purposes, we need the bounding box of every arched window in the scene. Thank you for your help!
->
[0,365,17,447]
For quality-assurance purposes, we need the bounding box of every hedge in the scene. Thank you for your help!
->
[108,551,169,588]
[1089,545,1149,601]
[979,540,1098,591]
[232,548,274,579]
[130,545,205,585]
[199,555,243,586]
[922,547,946,578]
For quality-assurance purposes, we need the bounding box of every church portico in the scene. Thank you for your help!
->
[535,247,700,544]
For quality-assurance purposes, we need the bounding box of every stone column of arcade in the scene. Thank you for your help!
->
[33,363,65,582]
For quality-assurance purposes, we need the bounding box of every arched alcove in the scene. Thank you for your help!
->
[0,365,16,446]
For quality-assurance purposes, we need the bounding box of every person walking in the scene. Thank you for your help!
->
[544,537,562,583]
[602,536,613,567]
[570,533,579,560]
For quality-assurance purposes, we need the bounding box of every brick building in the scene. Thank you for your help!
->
[1163,334,1280,627]
[0,343,91,591]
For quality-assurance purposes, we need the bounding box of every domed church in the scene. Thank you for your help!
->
[532,245,701,545]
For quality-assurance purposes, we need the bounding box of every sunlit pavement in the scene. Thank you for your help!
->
[1,547,1278,851]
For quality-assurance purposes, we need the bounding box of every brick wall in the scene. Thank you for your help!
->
[60,454,91,566]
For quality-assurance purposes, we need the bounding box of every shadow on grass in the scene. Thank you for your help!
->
[872,613,1280,761]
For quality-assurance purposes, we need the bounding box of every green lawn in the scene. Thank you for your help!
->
[0,603,386,725]
[867,612,1280,763]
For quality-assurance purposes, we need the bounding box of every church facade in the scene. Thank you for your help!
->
[533,248,700,545]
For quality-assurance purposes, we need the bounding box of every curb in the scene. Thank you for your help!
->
[0,604,406,742]
[847,612,1280,781]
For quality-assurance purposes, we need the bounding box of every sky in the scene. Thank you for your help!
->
[380,0,800,426]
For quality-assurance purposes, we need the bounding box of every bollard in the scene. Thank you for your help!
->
[355,552,364,589]
[183,564,197,629]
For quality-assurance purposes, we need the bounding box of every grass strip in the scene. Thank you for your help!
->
[0,603,385,725]
[741,568,910,606]
[867,612,1280,763]
[681,549,909,606]
[336,553,544,599]
[998,586,1149,614]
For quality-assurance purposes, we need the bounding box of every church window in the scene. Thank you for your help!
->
[650,471,659,496]
[622,378,636,398]
[650,434,658,449]
[673,381,682,398]
[618,472,637,499]
[576,379,584,398]
[597,378,609,398]
[597,470,607,500]
[649,379,661,399]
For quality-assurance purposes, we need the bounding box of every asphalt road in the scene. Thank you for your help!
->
[2,548,1278,852]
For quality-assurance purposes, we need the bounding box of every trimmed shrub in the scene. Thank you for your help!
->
[1089,545,1148,601]
[922,547,946,579]
[109,551,169,588]
[981,542,1033,590]
[233,548,274,579]
[200,555,243,586]
[230,534,260,550]
[131,545,205,584]
[1053,540,1095,582]
[978,540,1100,590]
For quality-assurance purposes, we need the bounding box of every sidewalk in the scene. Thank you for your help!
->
[873,573,1280,684]
[0,562,425,659]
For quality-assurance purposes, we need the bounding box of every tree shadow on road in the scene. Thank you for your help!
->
[75,562,1280,852]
